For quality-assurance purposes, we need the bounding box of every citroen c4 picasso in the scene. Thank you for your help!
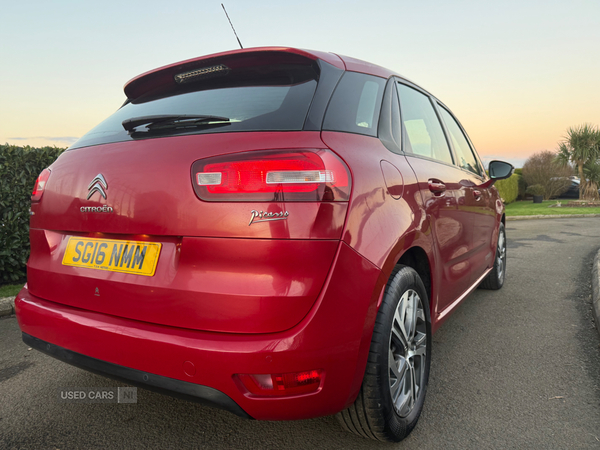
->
[16,47,513,442]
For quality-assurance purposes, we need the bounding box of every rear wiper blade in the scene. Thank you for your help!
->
[122,115,231,133]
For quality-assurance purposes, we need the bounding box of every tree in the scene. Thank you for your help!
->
[522,150,572,200]
[583,158,600,199]
[556,123,600,200]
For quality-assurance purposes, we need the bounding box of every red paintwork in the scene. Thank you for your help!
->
[318,132,501,332]
[17,241,383,420]
[28,231,339,334]
[28,132,348,334]
[31,132,346,239]
[17,47,505,420]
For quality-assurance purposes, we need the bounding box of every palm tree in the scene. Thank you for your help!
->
[583,158,600,200]
[556,123,600,200]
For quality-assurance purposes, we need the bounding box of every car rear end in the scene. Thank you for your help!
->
[16,48,384,419]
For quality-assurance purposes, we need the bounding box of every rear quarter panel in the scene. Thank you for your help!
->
[320,131,435,308]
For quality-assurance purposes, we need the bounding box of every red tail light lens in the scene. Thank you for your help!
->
[235,369,324,397]
[191,150,350,202]
[31,169,51,202]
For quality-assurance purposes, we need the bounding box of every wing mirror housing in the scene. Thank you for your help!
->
[477,160,515,189]
[488,160,514,180]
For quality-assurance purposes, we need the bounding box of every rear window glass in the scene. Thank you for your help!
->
[322,72,385,137]
[70,65,319,150]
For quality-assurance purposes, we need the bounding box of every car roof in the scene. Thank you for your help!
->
[333,52,400,79]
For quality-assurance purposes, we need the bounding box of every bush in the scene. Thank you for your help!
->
[526,184,545,196]
[0,144,66,283]
[517,173,527,199]
[495,173,519,204]
[511,168,527,199]
[522,151,573,199]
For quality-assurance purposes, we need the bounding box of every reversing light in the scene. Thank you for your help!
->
[31,168,51,202]
[266,170,334,184]
[196,172,222,186]
[235,369,324,397]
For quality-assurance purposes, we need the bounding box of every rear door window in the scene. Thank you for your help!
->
[396,83,454,165]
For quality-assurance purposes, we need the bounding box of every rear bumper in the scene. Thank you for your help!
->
[16,242,385,420]
[22,332,250,418]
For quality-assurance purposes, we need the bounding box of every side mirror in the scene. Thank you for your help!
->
[488,160,514,180]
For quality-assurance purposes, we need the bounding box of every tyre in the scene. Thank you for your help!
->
[337,265,431,442]
[479,222,506,290]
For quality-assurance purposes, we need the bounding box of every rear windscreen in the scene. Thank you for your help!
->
[70,63,319,150]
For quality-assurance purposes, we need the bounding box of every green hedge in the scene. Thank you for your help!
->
[495,173,520,205]
[0,144,66,283]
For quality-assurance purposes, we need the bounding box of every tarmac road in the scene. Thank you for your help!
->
[1,217,600,449]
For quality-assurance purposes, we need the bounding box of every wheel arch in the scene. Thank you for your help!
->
[378,230,435,320]
[395,247,432,312]
[344,232,436,410]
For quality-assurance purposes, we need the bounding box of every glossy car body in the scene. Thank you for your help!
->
[17,47,507,429]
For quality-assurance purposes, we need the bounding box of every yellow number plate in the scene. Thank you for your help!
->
[62,237,162,276]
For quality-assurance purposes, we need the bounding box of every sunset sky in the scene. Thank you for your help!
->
[1,0,599,168]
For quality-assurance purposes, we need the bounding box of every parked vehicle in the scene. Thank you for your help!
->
[16,47,513,442]
[556,177,580,199]
[554,177,600,199]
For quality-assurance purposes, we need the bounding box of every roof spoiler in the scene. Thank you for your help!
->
[123,47,344,101]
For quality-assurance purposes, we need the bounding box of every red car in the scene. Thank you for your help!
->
[17,47,513,442]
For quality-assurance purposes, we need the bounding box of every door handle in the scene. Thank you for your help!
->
[473,189,482,201]
[428,179,446,195]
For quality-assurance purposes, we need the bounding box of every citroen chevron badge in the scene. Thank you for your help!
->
[87,174,108,200]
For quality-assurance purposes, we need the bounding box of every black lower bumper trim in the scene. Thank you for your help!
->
[23,333,252,419]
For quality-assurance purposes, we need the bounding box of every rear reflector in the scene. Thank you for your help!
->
[191,149,350,202]
[31,168,51,202]
[235,369,324,397]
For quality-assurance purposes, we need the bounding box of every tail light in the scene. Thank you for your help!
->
[235,369,324,397]
[31,169,51,202]
[191,150,350,202]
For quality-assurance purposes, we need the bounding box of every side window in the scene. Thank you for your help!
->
[396,83,453,165]
[323,72,386,137]
[438,106,482,176]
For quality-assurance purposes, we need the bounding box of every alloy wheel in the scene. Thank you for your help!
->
[496,229,506,281]
[388,289,427,418]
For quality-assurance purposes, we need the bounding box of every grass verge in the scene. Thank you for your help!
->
[505,200,600,216]
[0,283,23,298]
